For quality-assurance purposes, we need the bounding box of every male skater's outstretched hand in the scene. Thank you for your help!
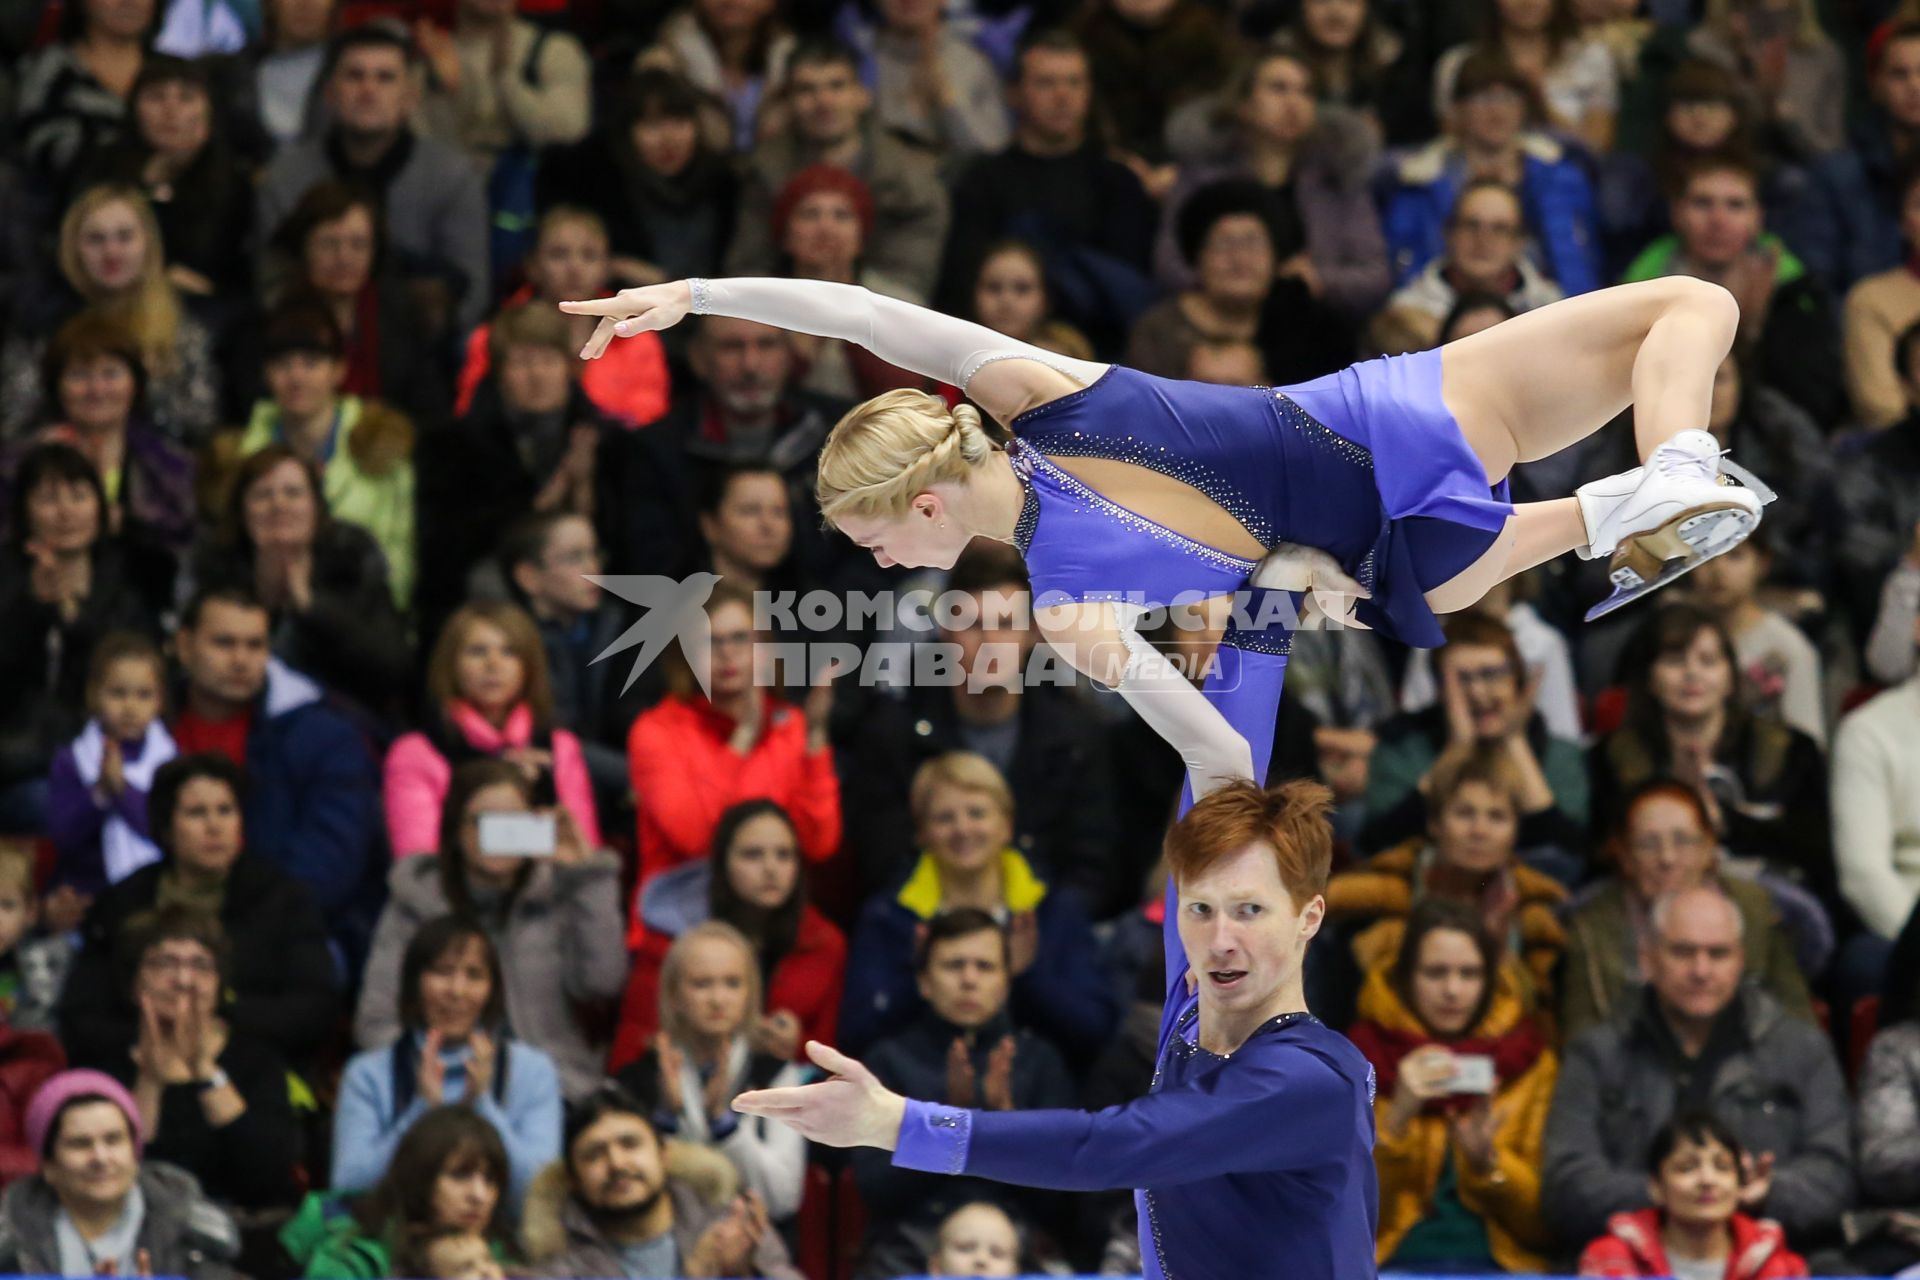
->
[734,1041,908,1151]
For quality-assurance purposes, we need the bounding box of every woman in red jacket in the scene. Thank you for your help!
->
[611,799,846,1070]
[626,580,840,917]
[1579,1110,1809,1280]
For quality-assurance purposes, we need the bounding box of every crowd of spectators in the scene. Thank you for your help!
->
[3,0,1920,1276]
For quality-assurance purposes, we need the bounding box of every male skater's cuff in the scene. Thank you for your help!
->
[891,1099,972,1175]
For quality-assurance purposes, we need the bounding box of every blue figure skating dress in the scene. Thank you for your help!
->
[1007,347,1513,650]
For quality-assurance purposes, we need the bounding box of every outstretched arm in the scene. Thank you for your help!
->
[736,1040,1357,1192]
[562,279,1108,419]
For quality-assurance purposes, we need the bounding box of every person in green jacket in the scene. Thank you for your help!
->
[280,1105,517,1278]
[219,302,418,608]
[1620,155,1843,426]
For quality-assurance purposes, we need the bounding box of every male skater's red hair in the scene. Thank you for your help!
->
[1165,780,1334,906]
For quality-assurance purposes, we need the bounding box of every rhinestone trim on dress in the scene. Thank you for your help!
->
[1263,390,1376,471]
[1014,444,1260,578]
[687,278,712,314]
[1007,442,1041,556]
[1023,427,1276,549]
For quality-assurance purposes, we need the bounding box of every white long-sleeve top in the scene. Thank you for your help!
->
[1831,678,1920,938]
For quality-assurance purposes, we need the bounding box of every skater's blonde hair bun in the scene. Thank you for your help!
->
[815,389,994,524]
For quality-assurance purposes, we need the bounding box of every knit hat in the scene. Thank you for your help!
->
[771,164,877,248]
[25,1070,145,1163]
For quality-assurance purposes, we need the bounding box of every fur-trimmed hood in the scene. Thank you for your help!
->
[519,1142,740,1265]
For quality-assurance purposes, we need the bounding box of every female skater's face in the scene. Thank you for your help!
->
[974,249,1046,339]
[1650,1135,1741,1230]
[1649,627,1735,721]
[836,502,971,571]
[1177,840,1322,1017]
[1409,927,1486,1037]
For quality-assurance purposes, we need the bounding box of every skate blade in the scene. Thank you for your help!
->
[1584,504,1759,623]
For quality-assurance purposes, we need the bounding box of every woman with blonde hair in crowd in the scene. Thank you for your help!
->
[615,920,808,1222]
[0,184,220,444]
[1348,896,1558,1272]
[384,600,603,860]
[838,751,1119,1064]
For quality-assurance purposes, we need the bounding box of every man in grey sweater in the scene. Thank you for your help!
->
[1542,884,1854,1252]
[258,23,491,331]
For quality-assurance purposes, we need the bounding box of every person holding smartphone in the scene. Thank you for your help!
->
[1347,897,1559,1273]
[354,759,628,1101]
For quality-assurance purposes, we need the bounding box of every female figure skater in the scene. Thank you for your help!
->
[564,276,1770,802]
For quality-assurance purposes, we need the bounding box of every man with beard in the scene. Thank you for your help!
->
[522,1087,803,1279]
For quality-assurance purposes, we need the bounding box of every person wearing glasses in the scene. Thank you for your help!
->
[84,906,304,1211]
[1359,613,1589,860]
[1559,779,1813,1041]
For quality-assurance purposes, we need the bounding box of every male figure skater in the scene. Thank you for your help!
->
[735,778,1379,1280]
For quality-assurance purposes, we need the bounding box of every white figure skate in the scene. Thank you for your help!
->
[1577,429,1777,622]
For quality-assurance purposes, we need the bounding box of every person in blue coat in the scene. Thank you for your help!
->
[333,914,562,1205]
[836,751,1120,1067]
[737,775,1381,1280]
[1381,50,1602,298]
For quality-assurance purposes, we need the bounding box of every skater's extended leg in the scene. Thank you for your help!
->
[1438,277,1740,481]
[1423,500,1586,615]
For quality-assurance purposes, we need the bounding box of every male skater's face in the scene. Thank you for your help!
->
[1177,840,1323,1015]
